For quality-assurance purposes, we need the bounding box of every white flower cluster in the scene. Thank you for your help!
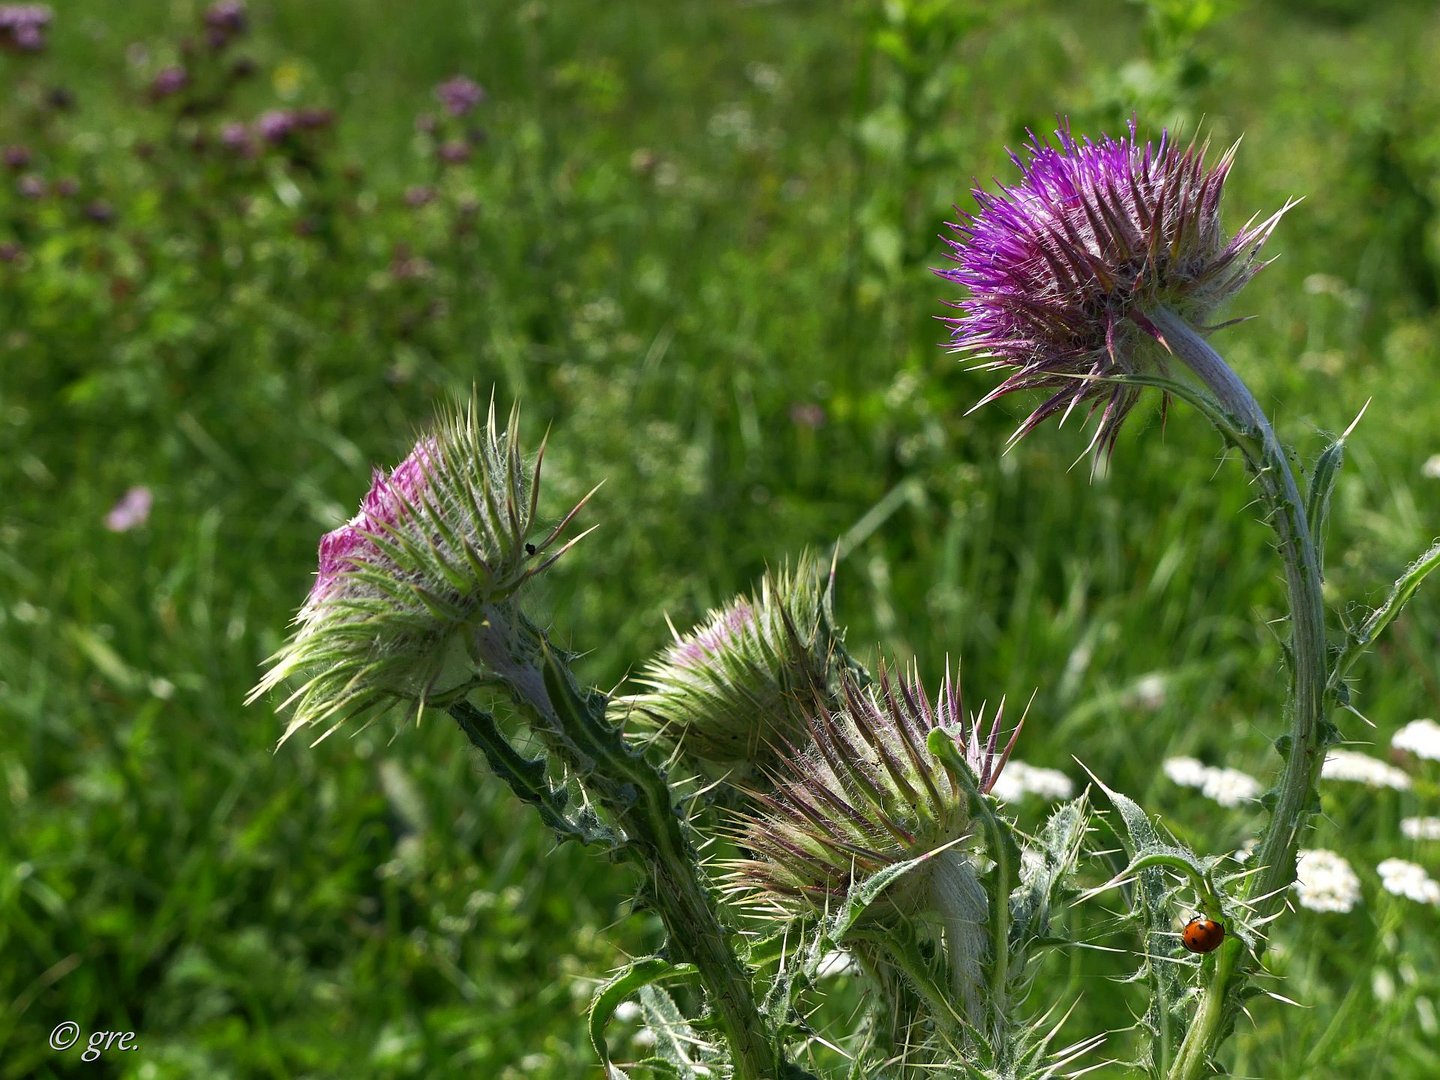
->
[1377,859,1440,906]
[1402,817,1440,841]
[1322,749,1411,790]
[990,760,1075,803]
[1163,757,1262,807]
[1393,718,1440,761]
[1295,849,1362,913]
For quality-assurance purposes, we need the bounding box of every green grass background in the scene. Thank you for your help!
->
[3,0,1440,1076]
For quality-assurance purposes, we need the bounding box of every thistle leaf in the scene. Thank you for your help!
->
[1331,537,1440,693]
[588,957,700,1068]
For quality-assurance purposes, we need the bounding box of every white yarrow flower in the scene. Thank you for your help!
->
[1201,767,1262,807]
[1393,718,1440,761]
[1322,749,1412,790]
[1295,849,1362,913]
[990,759,1075,803]
[1377,858,1440,906]
[1163,756,1211,788]
[1402,817,1440,841]
[1129,673,1168,712]
[1165,757,1260,805]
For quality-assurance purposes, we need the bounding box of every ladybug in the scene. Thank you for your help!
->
[1181,916,1225,954]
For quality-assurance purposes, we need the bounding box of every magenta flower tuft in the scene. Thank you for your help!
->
[938,121,1290,454]
[311,437,438,601]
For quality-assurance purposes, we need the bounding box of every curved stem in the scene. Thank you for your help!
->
[1149,307,1332,1079]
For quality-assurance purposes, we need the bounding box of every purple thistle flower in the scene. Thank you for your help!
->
[435,75,485,117]
[938,121,1290,454]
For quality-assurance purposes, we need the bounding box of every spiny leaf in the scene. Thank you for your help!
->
[588,957,700,1068]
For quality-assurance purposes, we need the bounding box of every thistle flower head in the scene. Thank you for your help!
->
[725,665,1020,920]
[248,398,591,743]
[627,553,846,777]
[938,121,1288,452]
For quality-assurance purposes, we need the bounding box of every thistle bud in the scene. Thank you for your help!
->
[626,553,847,778]
[725,664,1019,921]
[249,399,590,743]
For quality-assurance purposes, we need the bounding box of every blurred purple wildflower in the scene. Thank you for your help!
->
[404,184,436,208]
[84,199,115,224]
[219,120,253,155]
[0,4,51,53]
[255,109,295,144]
[0,242,22,264]
[3,145,31,170]
[938,121,1289,453]
[435,75,485,117]
[437,139,471,165]
[105,487,153,532]
[203,0,246,49]
[294,107,334,131]
[789,402,826,429]
[150,65,189,100]
[16,174,44,199]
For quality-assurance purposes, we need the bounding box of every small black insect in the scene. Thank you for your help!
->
[525,543,537,555]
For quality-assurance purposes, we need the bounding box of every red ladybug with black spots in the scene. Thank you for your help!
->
[1181,916,1225,954]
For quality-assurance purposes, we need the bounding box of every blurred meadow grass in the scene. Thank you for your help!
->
[3,0,1439,1076]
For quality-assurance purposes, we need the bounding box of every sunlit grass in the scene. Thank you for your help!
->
[3,1,1439,1076]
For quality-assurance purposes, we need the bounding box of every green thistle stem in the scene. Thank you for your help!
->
[1150,307,1331,1079]
[478,617,790,1080]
